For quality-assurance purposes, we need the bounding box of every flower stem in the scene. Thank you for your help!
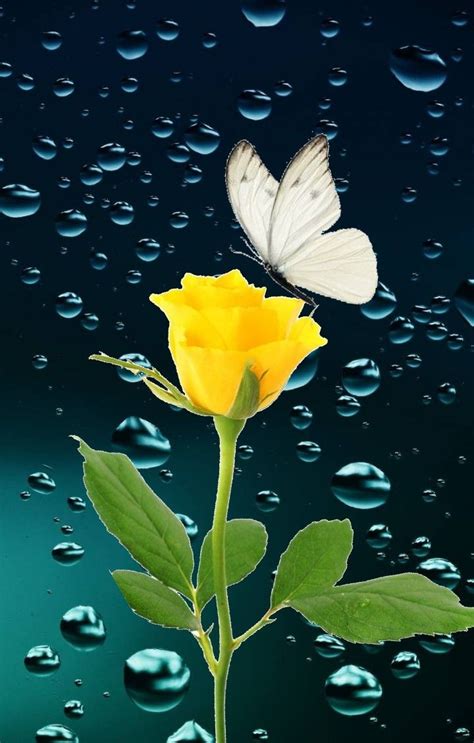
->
[212,416,245,743]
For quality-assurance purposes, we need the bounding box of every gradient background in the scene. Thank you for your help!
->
[1,0,473,740]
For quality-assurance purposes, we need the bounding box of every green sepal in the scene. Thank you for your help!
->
[226,364,260,420]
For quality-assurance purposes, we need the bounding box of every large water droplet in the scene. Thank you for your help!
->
[41,31,62,51]
[52,542,84,566]
[124,648,190,712]
[27,471,56,494]
[325,665,382,716]
[391,651,420,679]
[360,282,397,320]
[97,143,127,171]
[117,30,148,60]
[111,416,171,469]
[331,462,390,509]
[390,45,447,92]
[184,122,220,154]
[60,605,106,651]
[237,89,272,121]
[35,724,78,742]
[55,292,83,319]
[166,720,213,742]
[24,645,61,676]
[366,524,392,549]
[55,210,87,237]
[417,557,461,589]
[0,184,41,217]
[285,349,319,390]
[454,279,474,326]
[314,633,345,658]
[241,0,286,27]
[341,359,381,397]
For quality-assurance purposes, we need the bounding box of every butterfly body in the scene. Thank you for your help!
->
[226,135,378,306]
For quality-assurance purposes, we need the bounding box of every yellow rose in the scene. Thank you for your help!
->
[149,269,327,419]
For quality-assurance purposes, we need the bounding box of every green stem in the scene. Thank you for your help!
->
[212,416,245,743]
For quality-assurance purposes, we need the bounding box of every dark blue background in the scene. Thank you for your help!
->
[1,0,473,741]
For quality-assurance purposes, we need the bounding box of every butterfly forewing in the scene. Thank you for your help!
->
[225,140,278,262]
[268,135,341,267]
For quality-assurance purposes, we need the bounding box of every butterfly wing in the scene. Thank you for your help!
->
[226,140,279,262]
[281,228,378,304]
[268,135,341,267]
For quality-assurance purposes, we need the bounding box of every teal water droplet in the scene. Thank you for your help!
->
[124,649,190,712]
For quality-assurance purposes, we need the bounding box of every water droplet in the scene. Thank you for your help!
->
[314,119,338,140]
[67,496,86,512]
[237,89,272,121]
[110,201,134,225]
[166,721,213,742]
[24,645,61,676]
[437,382,456,404]
[274,80,292,97]
[176,514,198,540]
[391,651,420,679]
[252,729,269,740]
[296,441,321,463]
[151,116,175,138]
[202,32,218,49]
[390,45,447,92]
[419,634,454,654]
[388,316,415,344]
[32,354,48,370]
[60,606,106,651]
[169,211,189,229]
[325,665,382,716]
[97,142,127,171]
[237,444,254,460]
[341,359,380,397]
[241,0,286,28]
[285,349,319,390]
[256,489,280,512]
[328,67,348,87]
[360,282,397,320]
[417,557,461,589]
[124,648,190,712]
[366,524,392,549]
[290,404,313,430]
[33,135,57,160]
[64,700,84,719]
[454,279,474,326]
[27,471,56,494]
[53,77,75,97]
[0,184,41,217]
[332,462,390,509]
[116,30,148,60]
[41,31,63,51]
[55,210,87,237]
[21,266,41,285]
[184,122,220,155]
[111,416,171,469]
[320,18,340,38]
[411,536,431,557]
[80,163,103,186]
[35,724,78,742]
[55,292,83,319]
[156,19,180,41]
[336,394,361,417]
[314,633,345,658]
[52,542,84,565]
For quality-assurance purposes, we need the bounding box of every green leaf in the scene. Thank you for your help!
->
[113,570,200,631]
[291,573,474,643]
[74,437,194,598]
[196,519,268,610]
[271,519,353,609]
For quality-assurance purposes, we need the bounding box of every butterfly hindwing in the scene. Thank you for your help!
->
[282,228,377,305]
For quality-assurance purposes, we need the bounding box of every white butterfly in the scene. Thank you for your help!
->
[225,135,377,306]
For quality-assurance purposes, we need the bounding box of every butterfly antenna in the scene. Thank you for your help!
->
[228,242,263,266]
[240,236,260,259]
